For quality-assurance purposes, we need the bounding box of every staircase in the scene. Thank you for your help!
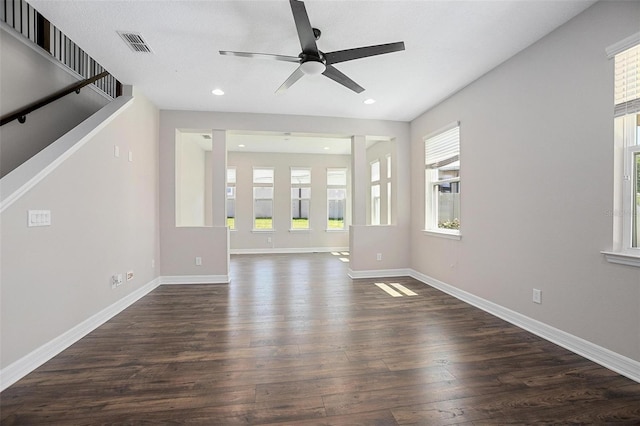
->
[0,0,120,177]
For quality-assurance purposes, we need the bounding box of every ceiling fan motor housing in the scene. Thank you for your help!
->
[299,51,326,75]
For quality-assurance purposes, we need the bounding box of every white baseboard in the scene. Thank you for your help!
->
[0,277,161,392]
[160,275,229,284]
[230,247,348,255]
[348,268,411,279]
[409,269,640,384]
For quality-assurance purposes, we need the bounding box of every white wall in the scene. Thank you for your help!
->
[228,151,350,251]
[159,111,411,276]
[0,90,160,370]
[410,1,640,362]
[175,131,206,227]
[0,26,110,177]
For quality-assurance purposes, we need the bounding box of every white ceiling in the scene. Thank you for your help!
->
[29,0,596,122]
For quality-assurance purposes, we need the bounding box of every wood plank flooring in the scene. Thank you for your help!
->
[2,253,640,424]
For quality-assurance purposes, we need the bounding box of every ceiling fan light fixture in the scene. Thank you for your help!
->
[300,61,326,75]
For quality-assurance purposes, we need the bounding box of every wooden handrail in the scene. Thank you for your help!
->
[0,71,110,126]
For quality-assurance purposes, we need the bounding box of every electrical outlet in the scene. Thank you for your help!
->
[533,288,542,304]
[195,256,202,266]
[151,259,155,268]
[267,237,272,243]
[126,271,134,281]
[376,253,382,261]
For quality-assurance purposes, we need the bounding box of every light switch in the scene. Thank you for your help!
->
[28,210,51,227]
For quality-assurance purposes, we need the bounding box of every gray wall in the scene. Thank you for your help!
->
[410,1,640,362]
[228,151,351,251]
[0,90,159,369]
[0,26,110,177]
[159,110,411,273]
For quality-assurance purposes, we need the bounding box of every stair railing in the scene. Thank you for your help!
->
[1,0,121,125]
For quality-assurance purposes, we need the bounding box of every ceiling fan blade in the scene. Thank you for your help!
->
[322,65,364,93]
[289,0,318,54]
[219,51,300,63]
[324,41,405,65]
[276,66,306,94]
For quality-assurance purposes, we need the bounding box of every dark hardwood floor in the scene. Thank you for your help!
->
[2,253,640,425]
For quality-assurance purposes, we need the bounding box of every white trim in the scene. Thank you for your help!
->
[160,275,229,285]
[0,277,161,392]
[422,229,462,240]
[348,268,411,279]
[409,269,640,384]
[602,251,640,268]
[606,31,640,59]
[231,247,349,255]
[0,96,134,212]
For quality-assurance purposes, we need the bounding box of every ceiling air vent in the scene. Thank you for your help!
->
[118,31,152,53]
[202,135,212,140]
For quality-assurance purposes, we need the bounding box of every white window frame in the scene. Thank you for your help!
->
[327,168,347,231]
[252,167,274,232]
[424,122,461,239]
[226,167,236,230]
[603,36,640,266]
[290,167,311,231]
[370,160,381,225]
[605,115,640,265]
[625,145,640,251]
[386,154,392,225]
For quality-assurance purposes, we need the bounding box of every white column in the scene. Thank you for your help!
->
[211,129,227,227]
[351,135,367,226]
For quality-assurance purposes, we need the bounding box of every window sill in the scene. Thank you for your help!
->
[289,228,311,233]
[423,229,461,240]
[601,251,640,268]
[252,229,274,233]
[326,229,348,232]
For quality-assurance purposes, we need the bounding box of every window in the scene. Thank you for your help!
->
[253,168,274,230]
[371,160,380,225]
[633,148,640,248]
[425,123,460,235]
[226,167,236,229]
[386,154,392,225]
[291,168,311,230]
[614,42,640,254]
[327,168,347,230]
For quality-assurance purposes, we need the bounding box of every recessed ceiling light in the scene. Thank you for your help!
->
[363,98,376,105]
[324,147,330,150]
[211,88,225,96]
[238,144,245,148]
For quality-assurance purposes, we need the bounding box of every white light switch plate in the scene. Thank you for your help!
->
[28,210,51,227]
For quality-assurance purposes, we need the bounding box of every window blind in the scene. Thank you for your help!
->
[615,43,640,117]
[425,125,460,169]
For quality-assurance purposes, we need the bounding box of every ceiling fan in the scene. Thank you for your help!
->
[219,0,405,94]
